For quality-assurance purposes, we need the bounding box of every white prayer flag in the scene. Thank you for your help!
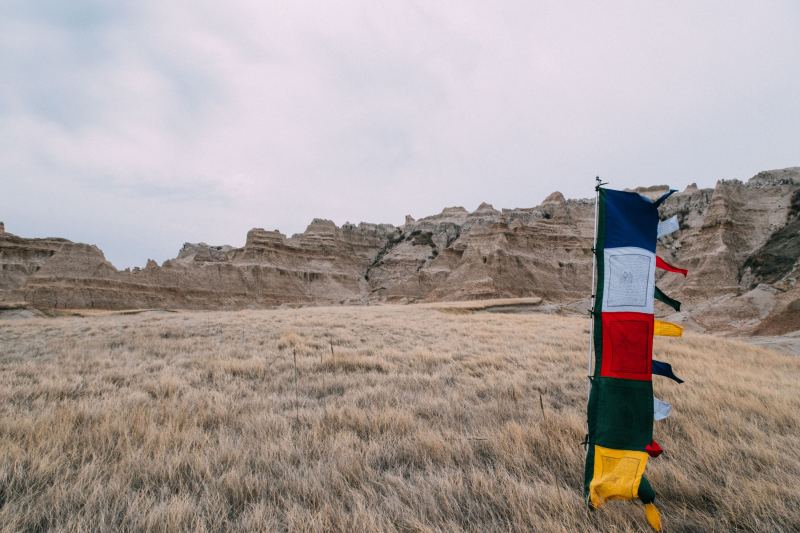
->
[657,216,679,239]
[601,247,655,313]
[654,397,672,421]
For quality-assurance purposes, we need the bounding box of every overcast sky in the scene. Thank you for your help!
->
[2,1,798,268]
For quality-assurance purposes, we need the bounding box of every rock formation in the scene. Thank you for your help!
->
[655,168,800,335]
[0,220,398,310]
[2,167,799,335]
[366,197,594,303]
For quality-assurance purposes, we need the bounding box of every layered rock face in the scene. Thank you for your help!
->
[656,168,800,334]
[1,167,798,334]
[365,197,594,303]
[0,220,398,309]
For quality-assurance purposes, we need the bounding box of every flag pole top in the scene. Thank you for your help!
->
[595,176,608,191]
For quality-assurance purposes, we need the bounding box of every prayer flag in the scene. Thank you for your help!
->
[589,445,649,508]
[652,359,684,384]
[654,286,681,312]
[654,397,672,421]
[645,440,664,458]
[654,320,683,337]
[656,256,688,277]
[657,216,679,239]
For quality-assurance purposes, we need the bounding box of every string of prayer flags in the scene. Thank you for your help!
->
[585,186,688,531]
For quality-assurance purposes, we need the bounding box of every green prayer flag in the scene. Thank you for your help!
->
[654,286,681,312]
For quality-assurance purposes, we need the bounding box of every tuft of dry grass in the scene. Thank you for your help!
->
[0,304,798,532]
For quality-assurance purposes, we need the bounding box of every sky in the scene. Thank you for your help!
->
[2,1,799,268]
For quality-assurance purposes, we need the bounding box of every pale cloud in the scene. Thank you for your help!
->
[2,1,799,267]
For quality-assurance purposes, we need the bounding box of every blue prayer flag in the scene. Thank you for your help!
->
[652,359,684,384]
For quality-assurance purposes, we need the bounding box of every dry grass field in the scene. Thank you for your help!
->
[1,303,799,532]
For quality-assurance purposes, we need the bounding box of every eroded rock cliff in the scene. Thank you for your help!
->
[2,167,799,334]
[0,220,398,309]
[656,167,800,334]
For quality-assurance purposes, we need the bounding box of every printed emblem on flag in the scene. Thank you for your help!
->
[589,445,649,507]
[602,247,656,313]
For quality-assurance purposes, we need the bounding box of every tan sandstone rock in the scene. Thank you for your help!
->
[1,167,798,335]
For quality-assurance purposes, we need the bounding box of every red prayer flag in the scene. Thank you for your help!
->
[646,440,663,458]
[599,312,655,381]
[656,256,688,277]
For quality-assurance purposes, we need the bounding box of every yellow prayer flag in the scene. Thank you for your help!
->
[654,320,682,337]
[644,503,663,532]
[589,445,649,508]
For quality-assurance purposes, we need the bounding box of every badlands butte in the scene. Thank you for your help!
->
[1,167,799,336]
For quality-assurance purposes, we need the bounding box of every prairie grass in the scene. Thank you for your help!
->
[0,304,798,532]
